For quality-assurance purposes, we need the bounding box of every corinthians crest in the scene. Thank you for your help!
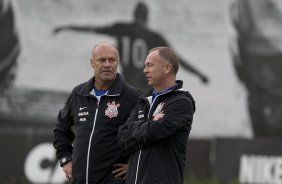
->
[153,102,165,121]
[153,102,164,116]
[105,101,120,118]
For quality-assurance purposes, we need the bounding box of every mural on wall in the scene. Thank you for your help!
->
[0,0,20,95]
[230,0,282,137]
[53,2,209,92]
[1,0,282,183]
[5,0,251,138]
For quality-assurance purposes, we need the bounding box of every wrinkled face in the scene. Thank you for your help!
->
[91,45,119,83]
[143,51,168,88]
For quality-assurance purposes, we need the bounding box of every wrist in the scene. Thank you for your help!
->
[59,156,72,167]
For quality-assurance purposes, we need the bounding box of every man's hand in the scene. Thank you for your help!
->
[112,163,128,181]
[63,161,72,182]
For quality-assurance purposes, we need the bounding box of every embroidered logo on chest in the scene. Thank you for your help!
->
[153,102,165,121]
[105,101,120,118]
[153,102,164,116]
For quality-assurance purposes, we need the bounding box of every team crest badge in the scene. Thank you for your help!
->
[153,102,165,121]
[105,101,120,118]
[153,102,164,116]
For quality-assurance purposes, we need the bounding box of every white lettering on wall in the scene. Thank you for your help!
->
[24,143,65,184]
[239,154,282,184]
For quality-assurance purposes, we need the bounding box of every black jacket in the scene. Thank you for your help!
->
[53,74,140,184]
[117,81,195,184]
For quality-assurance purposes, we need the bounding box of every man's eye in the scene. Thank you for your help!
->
[96,57,118,64]
[98,58,106,62]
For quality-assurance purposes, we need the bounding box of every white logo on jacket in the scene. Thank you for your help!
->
[78,111,89,116]
[138,110,144,119]
[79,107,87,111]
[78,110,89,122]
[153,102,165,121]
[105,101,120,118]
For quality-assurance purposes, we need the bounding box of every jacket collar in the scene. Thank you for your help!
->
[142,80,196,112]
[77,73,125,96]
[142,80,184,98]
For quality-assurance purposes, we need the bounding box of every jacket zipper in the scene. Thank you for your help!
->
[134,89,177,184]
[134,95,157,184]
[85,93,119,184]
[86,100,99,184]
[134,150,142,184]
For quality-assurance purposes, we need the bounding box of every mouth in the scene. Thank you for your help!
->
[146,76,151,81]
[102,70,113,74]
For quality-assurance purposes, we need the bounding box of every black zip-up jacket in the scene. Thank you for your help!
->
[117,81,195,184]
[53,74,140,184]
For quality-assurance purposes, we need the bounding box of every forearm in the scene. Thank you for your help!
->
[118,125,140,151]
[127,100,194,145]
[53,123,74,159]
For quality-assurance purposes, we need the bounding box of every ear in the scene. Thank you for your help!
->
[164,64,173,74]
[90,59,95,68]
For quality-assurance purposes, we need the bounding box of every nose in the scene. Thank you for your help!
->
[103,60,112,67]
[143,66,148,74]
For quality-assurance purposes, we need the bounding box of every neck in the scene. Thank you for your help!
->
[154,78,176,92]
[94,80,113,90]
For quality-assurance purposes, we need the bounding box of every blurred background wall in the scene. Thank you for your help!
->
[1,0,282,183]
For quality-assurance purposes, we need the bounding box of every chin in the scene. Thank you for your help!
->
[102,75,115,81]
[102,73,113,77]
[103,77,114,82]
[147,82,153,87]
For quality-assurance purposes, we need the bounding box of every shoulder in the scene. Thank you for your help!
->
[168,90,196,112]
[178,90,194,101]
[70,78,93,96]
[72,81,87,93]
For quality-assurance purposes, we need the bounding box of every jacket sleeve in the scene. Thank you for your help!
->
[117,104,141,152]
[127,98,194,146]
[53,92,75,159]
